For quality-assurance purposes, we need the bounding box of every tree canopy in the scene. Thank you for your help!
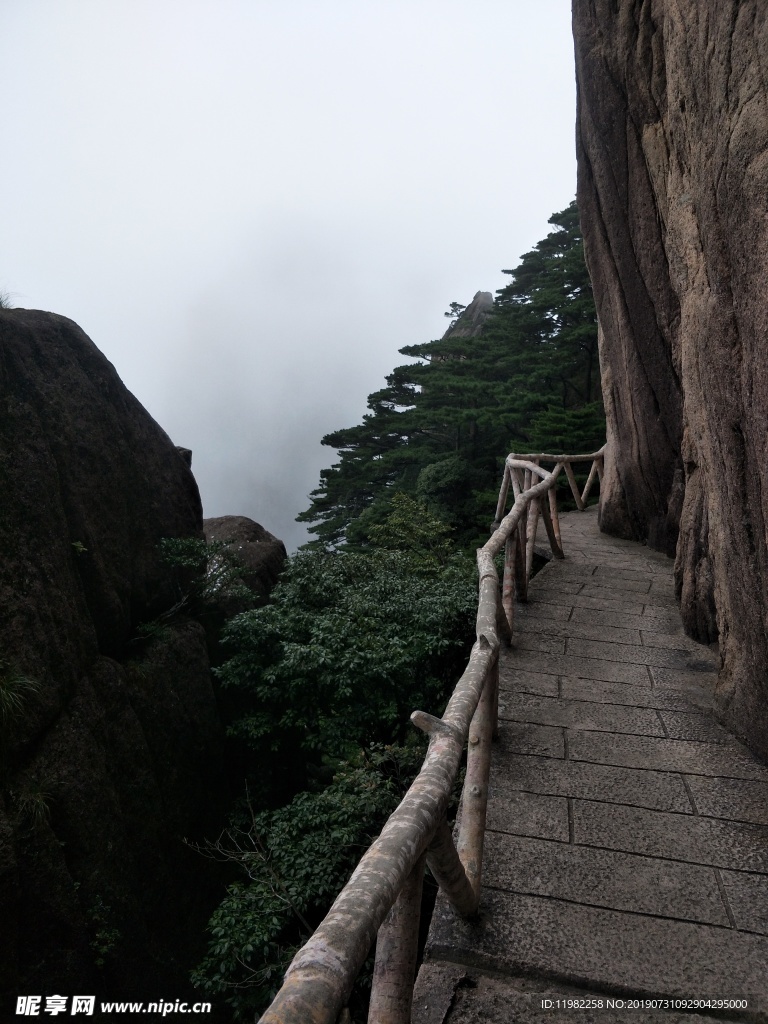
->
[297,200,603,550]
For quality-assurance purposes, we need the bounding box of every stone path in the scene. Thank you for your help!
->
[413,507,768,1023]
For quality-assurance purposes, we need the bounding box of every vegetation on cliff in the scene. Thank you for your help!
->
[298,200,603,551]
[192,497,475,1015]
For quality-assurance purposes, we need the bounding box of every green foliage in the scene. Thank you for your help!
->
[192,743,425,1018]
[195,491,475,1013]
[367,492,454,563]
[216,544,476,782]
[87,895,122,969]
[11,782,52,831]
[443,300,467,325]
[159,537,252,610]
[297,200,604,550]
[0,659,39,729]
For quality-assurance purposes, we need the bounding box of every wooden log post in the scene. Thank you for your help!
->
[425,818,477,917]
[492,464,511,532]
[525,496,541,579]
[367,852,428,1024]
[580,458,600,505]
[509,464,523,500]
[539,490,564,560]
[513,520,529,603]
[456,653,498,901]
[548,481,562,551]
[563,460,586,510]
[501,528,516,634]
[488,641,500,742]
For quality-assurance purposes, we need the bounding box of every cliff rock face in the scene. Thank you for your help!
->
[573,2,768,758]
[0,310,225,998]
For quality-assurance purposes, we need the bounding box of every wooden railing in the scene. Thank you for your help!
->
[260,445,606,1024]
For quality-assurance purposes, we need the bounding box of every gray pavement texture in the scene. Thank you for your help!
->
[413,508,768,1023]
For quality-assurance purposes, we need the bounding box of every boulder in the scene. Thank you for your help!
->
[573,1,768,758]
[0,309,227,1000]
[203,515,287,611]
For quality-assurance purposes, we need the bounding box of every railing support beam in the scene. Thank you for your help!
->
[368,852,428,1024]
[456,649,498,902]
[539,493,564,559]
[563,460,586,510]
[426,818,477,917]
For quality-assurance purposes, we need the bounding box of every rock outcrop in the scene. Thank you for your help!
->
[444,291,494,339]
[204,516,286,613]
[0,310,225,1000]
[573,2,768,758]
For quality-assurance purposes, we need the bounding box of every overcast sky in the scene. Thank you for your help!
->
[1,1,577,551]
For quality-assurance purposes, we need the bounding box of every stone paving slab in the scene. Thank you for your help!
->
[573,799,768,873]
[642,602,685,618]
[568,731,768,780]
[514,632,567,655]
[498,667,559,696]
[483,832,729,926]
[564,636,698,669]
[518,598,574,620]
[583,583,671,605]
[500,650,652,686]
[660,709,738,744]
[592,562,672,579]
[532,590,648,615]
[486,788,569,841]
[489,750,693,813]
[503,721,565,758]
[498,692,665,737]
[417,508,768,1022]
[412,965,725,1024]
[533,579,586,595]
[574,574,652,593]
[559,676,713,711]
[685,776,768,825]
[516,614,644,646]
[640,628,719,659]
[423,890,768,1020]
[652,666,717,690]
[570,605,684,633]
[720,871,768,934]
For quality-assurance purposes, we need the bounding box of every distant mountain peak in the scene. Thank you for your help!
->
[443,290,494,338]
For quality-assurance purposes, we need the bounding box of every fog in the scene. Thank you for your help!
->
[1,1,577,550]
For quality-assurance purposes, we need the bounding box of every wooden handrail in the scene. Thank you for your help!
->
[260,444,605,1024]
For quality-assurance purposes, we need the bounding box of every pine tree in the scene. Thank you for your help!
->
[297,200,604,550]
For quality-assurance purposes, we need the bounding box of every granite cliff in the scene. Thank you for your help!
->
[573,2,768,757]
[0,309,282,1003]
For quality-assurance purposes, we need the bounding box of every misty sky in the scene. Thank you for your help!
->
[1,1,577,551]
